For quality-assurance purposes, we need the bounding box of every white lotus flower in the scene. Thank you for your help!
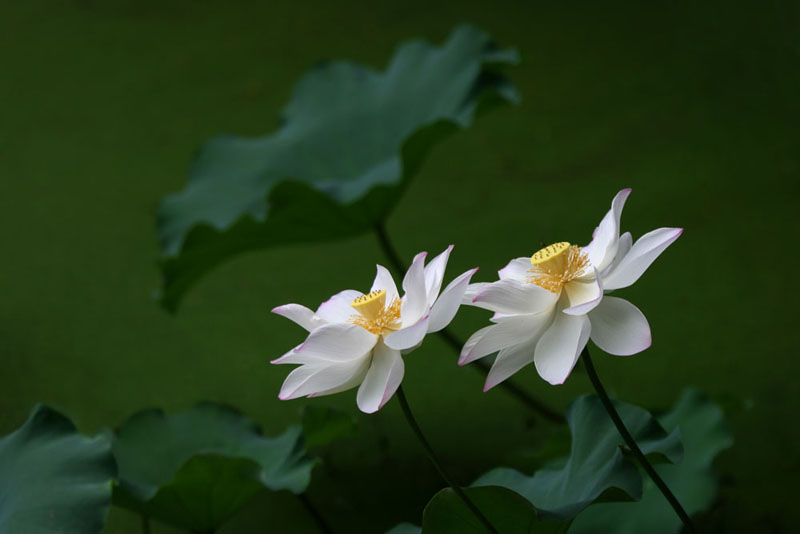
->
[272,246,477,413]
[460,188,682,388]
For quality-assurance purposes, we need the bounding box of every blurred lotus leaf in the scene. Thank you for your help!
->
[157,24,518,311]
[112,402,317,531]
[568,389,733,533]
[0,405,115,534]
[473,395,683,520]
[301,404,357,448]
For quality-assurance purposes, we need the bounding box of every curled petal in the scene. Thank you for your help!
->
[427,267,479,333]
[582,188,631,272]
[498,257,530,281]
[459,314,549,365]
[357,342,404,413]
[370,264,399,303]
[483,339,538,392]
[316,289,363,324]
[472,279,560,315]
[463,282,490,304]
[534,312,591,385]
[278,355,371,400]
[423,245,454,304]
[602,228,683,291]
[588,296,651,355]
[384,315,430,351]
[297,323,378,362]
[401,251,429,326]
[605,231,632,275]
[563,270,603,315]
[271,303,324,331]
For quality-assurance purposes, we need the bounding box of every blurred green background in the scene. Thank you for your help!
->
[1,0,798,532]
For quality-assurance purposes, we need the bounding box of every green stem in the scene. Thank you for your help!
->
[140,515,150,534]
[581,347,695,533]
[298,493,334,533]
[396,385,497,533]
[374,223,564,424]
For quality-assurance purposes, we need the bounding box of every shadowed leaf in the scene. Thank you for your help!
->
[157,24,518,311]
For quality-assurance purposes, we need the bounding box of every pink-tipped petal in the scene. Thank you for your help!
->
[316,289,363,324]
[582,188,631,272]
[483,339,539,392]
[427,267,478,333]
[606,231,633,275]
[370,264,399,303]
[384,315,431,351]
[279,354,371,400]
[602,227,683,291]
[588,297,651,355]
[400,251,429,326]
[463,282,490,304]
[460,314,547,365]
[534,312,591,385]
[356,342,404,413]
[498,257,531,281]
[423,245,454,304]
[472,279,560,315]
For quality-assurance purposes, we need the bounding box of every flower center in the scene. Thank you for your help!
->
[349,290,402,335]
[527,242,590,293]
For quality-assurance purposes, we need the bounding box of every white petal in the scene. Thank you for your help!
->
[278,354,371,400]
[271,304,322,331]
[463,282,490,303]
[534,312,591,385]
[356,342,404,413]
[427,268,479,333]
[271,344,308,365]
[582,188,631,272]
[606,231,632,275]
[588,297,651,355]
[602,228,683,291]
[498,257,530,281]
[400,251,429,325]
[384,315,431,351]
[307,357,372,397]
[370,264,399,303]
[483,339,539,392]
[563,270,603,315]
[316,289,363,323]
[459,313,551,365]
[423,245,453,304]
[472,278,560,315]
[297,323,378,362]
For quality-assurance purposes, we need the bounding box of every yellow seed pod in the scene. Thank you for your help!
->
[351,290,387,320]
[531,242,571,265]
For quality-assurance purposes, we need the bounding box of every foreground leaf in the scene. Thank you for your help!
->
[112,402,317,531]
[473,395,682,519]
[0,405,115,533]
[157,24,518,311]
[568,389,733,533]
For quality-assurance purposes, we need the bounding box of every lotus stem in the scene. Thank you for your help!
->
[396,385,497,533]
[581,347,695,533]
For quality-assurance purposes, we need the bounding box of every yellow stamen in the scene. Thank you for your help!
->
[527,243,589,293]
[350,291,401,335]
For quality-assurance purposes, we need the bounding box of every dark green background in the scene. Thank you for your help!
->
[1,0,797,532]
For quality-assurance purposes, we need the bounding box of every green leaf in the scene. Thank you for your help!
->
[0,405,115,534]
[112,402,318,531]
[157,24,518,311]
[473,395,682,520]
[568,389,733,534]
[301,405,357,448]
[386,523,423,534]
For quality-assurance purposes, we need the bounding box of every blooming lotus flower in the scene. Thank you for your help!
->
[460,189,682,388]
[272,246,477,413]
